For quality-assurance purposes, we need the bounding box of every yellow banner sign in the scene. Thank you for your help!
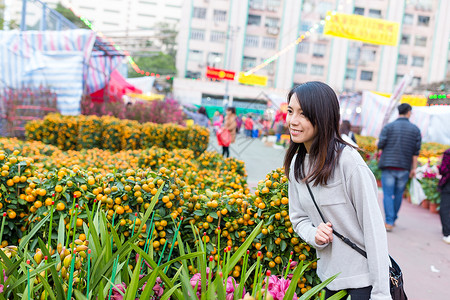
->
[372,91,427,106]
[238,72,268,86]
[324,11,399,46]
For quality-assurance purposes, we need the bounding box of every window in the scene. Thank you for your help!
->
[262,37,276,49]
[401,34,410,45]
[188,50,203,62]
[403,14,414,25]
[317,2,334,17]
[247,14,261,26]
[418,15,430,26]
[207,52,223,66]
[266,0,281,11]
[395,74,404,84]
[312,43,326,57]
[300,21,311,32]
[414,36,427,47]
[310,64,324,76]
[360,71,373,81]
[368,9,382,18]
[185,70,201,79]
[361,49,376,62]
[193,7,206,19]
[411,76,421,87]
[294,62,307,74]
[345,68,356,80]
[243,56,257,69]
[412,56,424,67]
[210,31,226,43]
[213,10,227,22]
[354,7,364,15]
[245,35,259,47]
[397,54,408,65]
[249,0,264,9]
[190,29,205,40]
[265,17,279,28]
[297,42,310,54]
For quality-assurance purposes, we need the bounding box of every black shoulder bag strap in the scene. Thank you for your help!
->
[305,182,368,258]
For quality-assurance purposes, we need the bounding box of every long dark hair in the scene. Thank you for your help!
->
[283,81,352,186]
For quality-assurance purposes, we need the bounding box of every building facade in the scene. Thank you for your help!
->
[8,0,450,107]
[8,0,183,54]
[175,0,450,107]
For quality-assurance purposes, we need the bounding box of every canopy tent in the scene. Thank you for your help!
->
[89,70,142,103]
[0,29,96,115]
[360,91,450,145]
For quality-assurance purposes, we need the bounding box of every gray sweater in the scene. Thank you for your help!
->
[288,146,390,299]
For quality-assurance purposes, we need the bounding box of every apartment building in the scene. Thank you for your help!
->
[175,0,450,107]
[8,0,183,53]
[8,0,450,107]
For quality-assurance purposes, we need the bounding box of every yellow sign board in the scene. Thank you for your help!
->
[324,11,399,46]
[372,91,428,106]
[238,72,268,86]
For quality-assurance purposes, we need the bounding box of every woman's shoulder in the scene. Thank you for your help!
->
[339,145,365,167]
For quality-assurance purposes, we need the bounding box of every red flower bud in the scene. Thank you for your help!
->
[88,249,91,254]
[290,251,293,255]
[209,256,214,262]
[44,256,48,260]
[2,212,6,217]
[75,204,79,208]
[135,213,138,217]
[26,259,30,265]
[257,251,262,257]
[51,201,55,205]
[266,270,271,276]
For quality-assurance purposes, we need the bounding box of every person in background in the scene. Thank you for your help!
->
[183,106,210,128]
[244,115,254,138]
[236,114,243,134]
[222,107,237,157]
[212,110,223,133]
[378,103,421,232]
[285,82,390,299]
[275,120,285,143]
[438,148,450,244]
[340,120,358,147]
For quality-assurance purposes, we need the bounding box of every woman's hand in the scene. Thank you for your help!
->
[315,222,333,245]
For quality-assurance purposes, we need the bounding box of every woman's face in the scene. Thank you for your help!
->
[286,94,317,152]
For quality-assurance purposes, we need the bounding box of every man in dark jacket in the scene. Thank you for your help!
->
[378,103,421,231]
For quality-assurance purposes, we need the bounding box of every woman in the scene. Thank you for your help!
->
[183,106,210,128]
[285,82,390,299]
[438,148,450,244]
[222,107,237,158]
[340,120,358,147]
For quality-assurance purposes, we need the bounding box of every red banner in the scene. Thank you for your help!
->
[206,67,235,81]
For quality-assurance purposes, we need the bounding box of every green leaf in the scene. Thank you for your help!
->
[280,240,287,251]
[36,273,57,300]
[57,217,65,247]
[73,289,88,300]
[19,212,51,248]
[325,290,348,300]
[297,274,340,300]
[193,210,204,216]
[123,258,142,299]
[160,283,182,300]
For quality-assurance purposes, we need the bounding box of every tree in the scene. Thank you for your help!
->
[127,52,176,78]
[54,2,90,29]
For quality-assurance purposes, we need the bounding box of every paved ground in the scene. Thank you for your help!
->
[208,133,449,299]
